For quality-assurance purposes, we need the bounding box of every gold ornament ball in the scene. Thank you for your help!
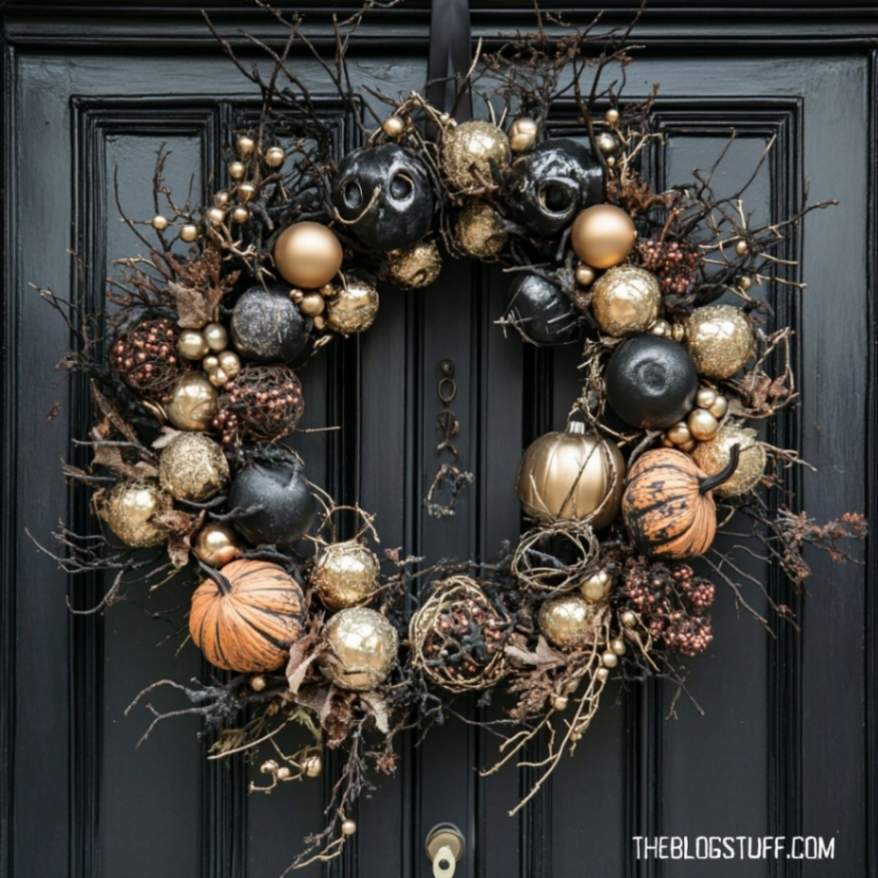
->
[685,304,755,379]
[319,607,398,691]
[152,214,169,231]
[590,265,661,337]
[666,421,692,446]
[159,432,229,502]
[228,160,246,180]
[276,766,292,781]
[326,277,379,336]
[650,318,671,338]
[552,695,569,711]
[180,224,199,243]
[735,239,750,256]
[341,819,358,837]
[206,207,225,226]
[387,241,443,288]
[260,759,279,775]
[508,116,539,153]
[217,350,241,379]
[166,373,218,431]
[193,523,239,567]
[232,206,249,224]
[203,322,228,352]
[311,540,380,611]
[382,115,406,138]
[177,329,209,361]
[202,355,220,373]
[249,674,267,692]
[441,120,511,191]
[687,408,720,442]
[739,276,752,291]
[580,569,612,604]
[601,651,619,669]
[575,263,596,287]
[299,293,326,317]
[214,191,230,208]
[236,135,256,157]
[264,146,285,168]
[596,131,618,155]
[621,610,637,628]
[208,367,229,388]
[238,182,256,203]
[303,755,323,778]
[101,481,172,548]
[273,222,343,289]
[709,394,728,419]
[596,666,610,682]
[539,594,601,650]
[455,201,507,260]
[570,204,636,270]
[605,108,620,125]
[695,386,717,410]
[692,422,767,497]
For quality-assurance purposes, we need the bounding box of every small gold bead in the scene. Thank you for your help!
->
[605,108,620,125]
[217,350,241,379]
[739,275,752,290]
[203,322,228,352]
[610,638,627,656]
[680,439,696,452]
[264,146,285,168]
[596,667,610,682]
[709,395,728,419]
[202,355,220,373]
[649,318,671,338]
[552,695,569,712]
[570,731,583,742]
[319,283,336,298]
[596,131,618,155]
[382,115,405,138]
[735,239,749,257]
[696,387,718,410]
[575,263,596,287]
[260,759,278,775]
[688,408,720,441]
[276,766,291,780]
[177,329,209,361]
[249,674,267,692]
[313,315,326,331]
[206,207,225,226]
[180,223,199,242]
[289,288,304,304]
[605,156,616,168]
[151,214,169,231]
[601,651,618,669]
[237,182,257,203]
[303,755,323,779]
[671,323,687,343]
[208,367,229,388]
[341,819,357,837]
[299,293,326,317]
[236,135,256,157]
[228,160,246,181]
[232,206,249,224]
[213,191,230,208]
[666,421,692,446]
[621,610,637,628]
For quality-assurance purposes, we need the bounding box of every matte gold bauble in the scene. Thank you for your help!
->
[193,523,239,567]
[341,819,358,837]
[236,135,256,157]
[180,224,199,243]
[203,322,228,352]
[319,607,398,691]
[177,329,209,360]
[232,206,249,224]
[158,432,229,502]
[685,305,754,379]
[517,420,625,527]
[311,540,380,610]
[299,293,326,316]
[381,115,405,138]
[570,204,636,269]
[228,160,246,180]
[687,408,719,442]
[508,116,539,153]
[539,594,601,650]
[386,241,443,289]
[264,146,285,168]
[166,373,218,431]
[273,222,343,289]
[441,121,511,192]
[605,108,620,125]
[152,214,168,231]
[590,265,661,337]
[206,207,225,226]
[692,422,766,497]
[575,263,596,287]
[101,480,172,548]
[208,368,229,388]
[580,569,612,604]
[326,277,379,335]
[455,201,507,259]
[217,350,241,379]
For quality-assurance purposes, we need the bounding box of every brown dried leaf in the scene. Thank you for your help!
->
[359,691,390,735]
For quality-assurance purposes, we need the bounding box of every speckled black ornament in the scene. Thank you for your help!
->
[230,285,310,364]
[505,139,604,237]
[605,335,699,430]
[228,458,317,547]
[505,272,580,346]
[332,144,434,251]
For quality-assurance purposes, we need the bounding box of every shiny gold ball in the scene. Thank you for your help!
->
[539,595,600,650]
[605,108,620,125]
[685,304,755,379]
[228,160,246,181]
[570,204,636,270]
[193,523,239,567]
[621,610,637,628]
[319,607,398,691]
[158,432,228,502]
[166,373,218,431]
[387,241,443,288]
[341,819,358,837]
[739,275,752,290]
[236,135,256,157]
[237,182,256,203]
[552,695,569,711]
[303,755,323,778]
[274,222,343,289]
[206,207,225,226]
[596,666,610,682]
[709,394,728,419]
[610,638,627,656]
[455,201,507,260]
[596,132,618,155]
[687,408,720,442]
[208,367,229,388]
[260,759,279,775]
[649,318,671,338]
[249,673,267,692]
[695,387,717,410]
[382,115,406,138]
[590,265,661,337]
[202,355,220,373]
[601,651,619,668]
[666,421,692,446]
[276,766,292,780]
[605,156,616,169]
[575,263,596,287]
[326,277,379,336]
[441,121,511,192]
[692,422,767,497]
[508,116,539,153]
[177,329,209,361]
[101,481,172,548]
[180,223,199,243]
[264,146,285,168]
[203,322,228,352]
[214,191,230,208]
[217,350,241,379]
[311,540,380,611]
[580,569,612,604]
[231,206,249,224]
[299,293,326,317]
[735,239,750,257]
[152,214,169,231]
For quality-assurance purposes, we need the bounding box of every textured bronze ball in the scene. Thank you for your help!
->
[386,241,443,289]
[441,121,510,192]
[591,265,662,337]
[685,305,755,379]
[166,373,219,431]
[326,277,379,335]
[455,201,508,259]
[539,594,601,650]
[101,481,172,548]
[692,422,766,497]
[319,607,398,691]
[508,116,539,153]
[570,204,636,269]
[192,523,239,567]
[158,432,229,502]
[311,540,380,611]
[273,222,343,289]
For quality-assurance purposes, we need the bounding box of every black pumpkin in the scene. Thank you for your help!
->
[505,139,604,237]
[230,284,310,364]
[228,458,318,547]
[331,144,434,251]
[505,272,580,346]
[605,335,699,430]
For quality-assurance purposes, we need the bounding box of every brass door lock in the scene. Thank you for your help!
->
[425,823,465,878]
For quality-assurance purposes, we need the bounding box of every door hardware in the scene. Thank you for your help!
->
[425,823,465,878]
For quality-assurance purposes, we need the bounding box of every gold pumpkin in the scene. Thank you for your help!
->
[517,420,625,526]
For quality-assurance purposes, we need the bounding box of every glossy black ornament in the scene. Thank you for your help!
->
[505,138,604,237]
[332,144,434,251]
[231,285,310,364]
[228,458,318,547]
[605,335,699,430]
[505,272,580,346]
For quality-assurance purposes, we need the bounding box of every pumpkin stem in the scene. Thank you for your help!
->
[698,444,741,495]
[197,559,232,595]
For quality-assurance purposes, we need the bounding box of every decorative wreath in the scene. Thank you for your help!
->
[36,3,866,871]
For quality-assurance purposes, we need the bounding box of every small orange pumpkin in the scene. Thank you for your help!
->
[622,446,740,558]
[189,559,306,672]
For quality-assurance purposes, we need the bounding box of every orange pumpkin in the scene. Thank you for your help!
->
[622,446,740,558]
[189,559,306,672]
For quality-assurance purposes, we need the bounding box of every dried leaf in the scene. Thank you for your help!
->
[360,691,390,734]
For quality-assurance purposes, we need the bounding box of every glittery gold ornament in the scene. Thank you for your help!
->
[685,305,754,379]
[539,594,602,650]
[100,481,172,548]
[311,540,380,610]
[508,117,539,153]
[441,121,510,192]
[158,432,229,502]
[193,523,239,567]
[273,222,343,289]
[386,241,443,289]
[580,569,612,604]
[692,423,766,497]
[326,277,379,335]
[590,265,661,337]
[319,607,398,691]
[166,373,218,431]
[455,201,507,259]
[570,204,636,269]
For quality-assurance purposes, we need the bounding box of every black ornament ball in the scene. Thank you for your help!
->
[505,139,604,237]
[605,335,699,430]
[231,285,310,364]
[332,144,434,251]
[228,458,318,547]
[505,272,580,346]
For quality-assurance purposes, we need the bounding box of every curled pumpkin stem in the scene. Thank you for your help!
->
[698,444,741,495]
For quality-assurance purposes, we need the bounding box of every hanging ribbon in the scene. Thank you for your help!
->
[426,0,473,122]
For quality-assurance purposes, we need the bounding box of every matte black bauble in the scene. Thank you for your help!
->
[505,139,604,237]
[605,335,699,430]
[332,144,434,251]
[231,285,310,364]
[505,272,580,346]
[228,459,318,547]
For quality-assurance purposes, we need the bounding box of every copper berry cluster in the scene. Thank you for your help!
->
[110,317,180,400]
[637,239,700,296]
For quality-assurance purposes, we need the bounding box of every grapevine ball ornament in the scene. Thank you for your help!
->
[310,540,380,611]
[165,373,219,431]
[441,120,511,192]
[386,241,443,289]
[505,271,580,346]
[188,560,307,672]
[111,317,180,400]
[319,607,398,691]
[158,432,229,502]
[590,265,662,337]
[693,422,767,497]
[99,480,172,548]
[685,304,755,379]
[325,276,380,335]
[455,200,508,259]
[273,222,343,289]
[538,594,603,650]
[570,203,637,269]
[230,285,310,364]
[192,522,239,567]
